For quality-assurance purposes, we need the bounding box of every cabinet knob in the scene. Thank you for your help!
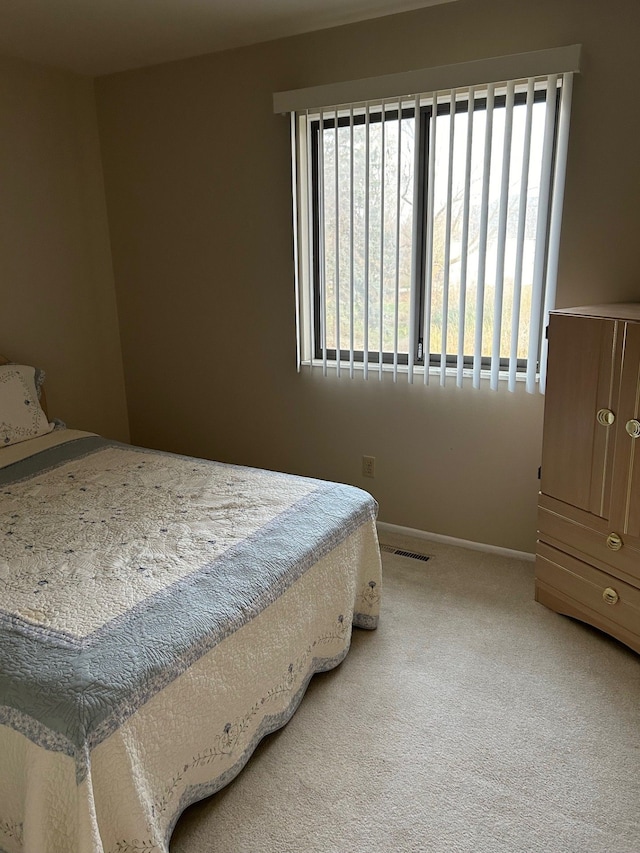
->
[597,408,615,426]
[602,587,619,605]
[606,532,623,551]
[625,419,640,438]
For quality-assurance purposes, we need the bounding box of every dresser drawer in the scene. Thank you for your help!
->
[538,494,640,586]
[535,541,640,652]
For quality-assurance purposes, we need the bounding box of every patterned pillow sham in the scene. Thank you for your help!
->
[0,364,55,447]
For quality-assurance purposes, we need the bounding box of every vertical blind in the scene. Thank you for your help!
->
[277,47,580,392]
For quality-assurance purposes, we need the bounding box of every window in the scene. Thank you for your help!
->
[277,49,578,392]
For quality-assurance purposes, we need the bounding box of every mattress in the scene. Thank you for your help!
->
[0,431,381,853]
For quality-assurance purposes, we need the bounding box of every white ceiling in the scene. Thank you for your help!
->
[0,0,456,78]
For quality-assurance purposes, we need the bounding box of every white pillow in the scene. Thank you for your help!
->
[0,364,54,447]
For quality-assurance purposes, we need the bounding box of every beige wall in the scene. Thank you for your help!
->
[95,0,640,553]
[0,54,129,441]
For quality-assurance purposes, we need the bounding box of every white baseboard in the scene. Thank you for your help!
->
[376,521,536,562]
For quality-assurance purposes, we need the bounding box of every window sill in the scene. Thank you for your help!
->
[301,359,538,388]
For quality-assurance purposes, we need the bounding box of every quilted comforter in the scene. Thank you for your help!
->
[0,431,381,853]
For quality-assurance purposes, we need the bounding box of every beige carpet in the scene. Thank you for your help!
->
[170,535,640,853]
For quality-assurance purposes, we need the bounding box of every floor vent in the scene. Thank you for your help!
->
[380,544,431,562]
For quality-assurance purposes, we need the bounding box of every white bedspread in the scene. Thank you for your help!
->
[0,432,381,853]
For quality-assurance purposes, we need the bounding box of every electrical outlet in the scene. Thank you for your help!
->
[362,455,375,478]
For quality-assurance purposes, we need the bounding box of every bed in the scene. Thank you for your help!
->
[0,358,382,853]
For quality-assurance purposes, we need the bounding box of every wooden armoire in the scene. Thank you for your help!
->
[535,304,640,654]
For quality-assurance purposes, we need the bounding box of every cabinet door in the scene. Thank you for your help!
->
[610,321,640,540]
[540,313,621,519]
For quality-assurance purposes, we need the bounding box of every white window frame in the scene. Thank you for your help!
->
[275,46,580,392]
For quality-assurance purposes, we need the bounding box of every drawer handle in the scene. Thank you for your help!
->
[625,419,640,438]
[607,532,623,551]
[597,408,615,426]
[603,587,619,605]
